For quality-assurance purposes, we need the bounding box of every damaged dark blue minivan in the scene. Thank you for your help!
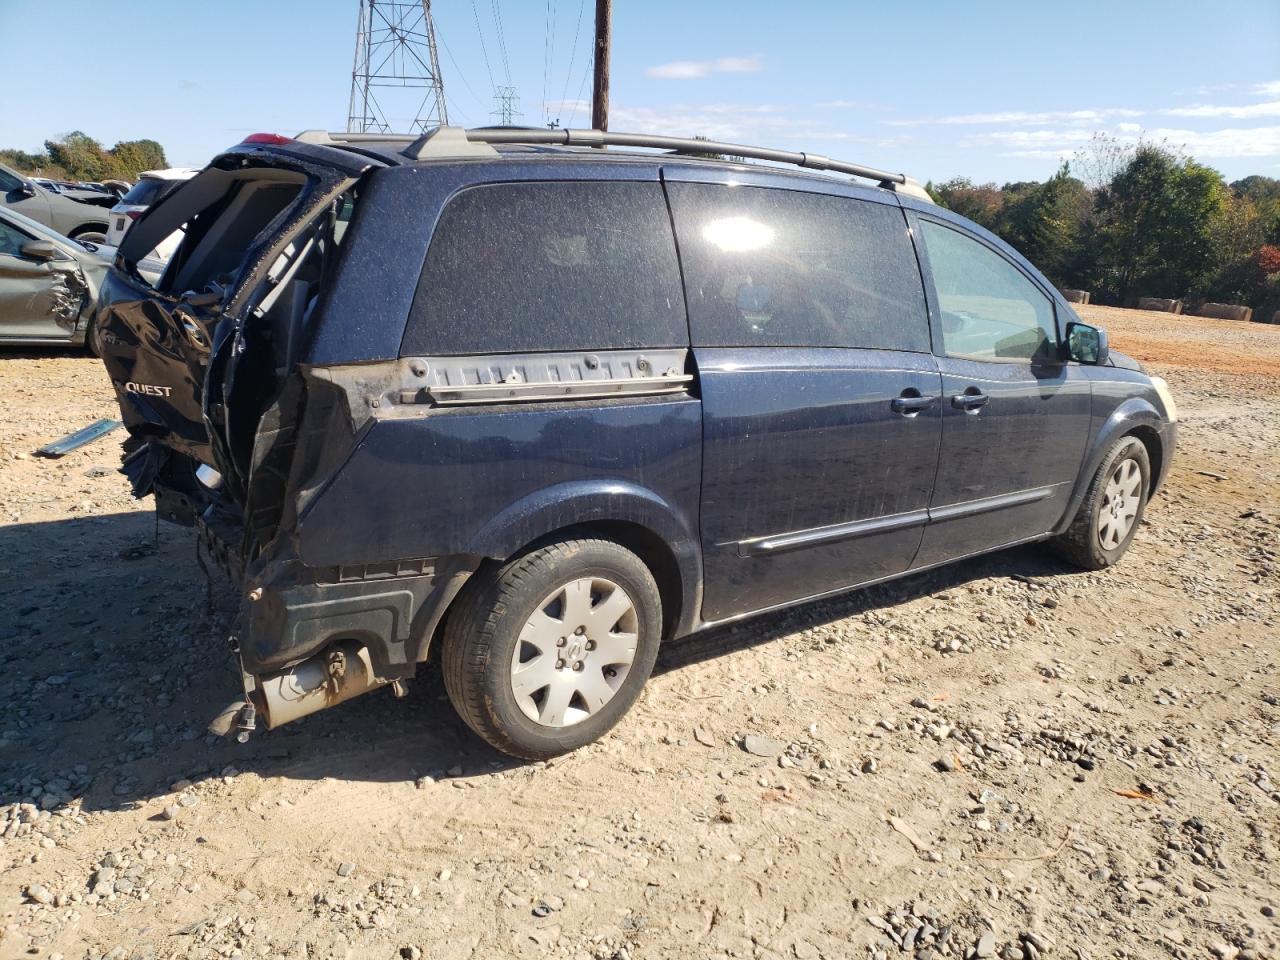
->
[95,127,1178,759]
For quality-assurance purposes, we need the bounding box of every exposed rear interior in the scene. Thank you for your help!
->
[110,155,361,558]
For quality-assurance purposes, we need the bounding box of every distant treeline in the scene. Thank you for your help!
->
[1,131,168,183]
[926,134,1280,315]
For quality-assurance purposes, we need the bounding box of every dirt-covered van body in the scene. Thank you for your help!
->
[96,130,1177,759]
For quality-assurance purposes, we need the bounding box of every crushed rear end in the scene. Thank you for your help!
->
[96,135,415,737]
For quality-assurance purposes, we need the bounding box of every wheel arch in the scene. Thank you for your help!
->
[69,221,110,237]
[1054,398,1165,536]
[1125,423,1164,497]
[421,484,703,664]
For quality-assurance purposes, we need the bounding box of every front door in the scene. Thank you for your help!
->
[0,219,82,340]
[910,215,1092,567]
[664,175,942,622]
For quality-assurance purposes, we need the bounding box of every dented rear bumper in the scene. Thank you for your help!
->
[195,505,474,678]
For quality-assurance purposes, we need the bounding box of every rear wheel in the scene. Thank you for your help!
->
[1050,435,1151,570]
[71,228,108,245]
[442,537,662,760]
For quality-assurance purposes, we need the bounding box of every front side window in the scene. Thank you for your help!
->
[667,182,930,352]
[404,181,686,356]
[0,220,32,257]
[919,219,1058,363]
[0,169,24,193]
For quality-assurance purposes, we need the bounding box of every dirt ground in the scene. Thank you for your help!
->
[1,305,1277,960]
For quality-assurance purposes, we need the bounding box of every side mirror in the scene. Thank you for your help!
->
[1066,321,1109,365]
[20,182,37,197]
[20,240,59,261]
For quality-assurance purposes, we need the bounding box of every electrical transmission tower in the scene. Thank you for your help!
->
[348,0,448,134]
[492,85,522,126]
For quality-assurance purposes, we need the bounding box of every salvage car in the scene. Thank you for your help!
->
[96,128,1178,760]
[1,162,114,243]
[0,205,112,348]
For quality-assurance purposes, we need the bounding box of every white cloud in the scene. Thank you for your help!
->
[1154,125,1280,157]
[1164,100,1280,119]
[885,107,1142,127]
[971,124,1280,161]
[1255,80,1280,97]
[645,57,761,80]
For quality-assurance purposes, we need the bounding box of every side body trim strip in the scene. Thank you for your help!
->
[732,485,1056,557]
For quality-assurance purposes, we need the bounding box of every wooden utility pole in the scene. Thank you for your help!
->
[591,0,611,131]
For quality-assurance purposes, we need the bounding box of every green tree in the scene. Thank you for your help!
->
[994,163,1091,285]
[107,139,168,179]
[1230,175,1280,245]
[44,131,111,180]
[929,177,1005,231]
[1091,145,1227,302]
[1202,193,1268,303]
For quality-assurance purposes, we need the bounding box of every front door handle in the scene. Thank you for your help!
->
[891,392,938,417]
[951,389,990,412]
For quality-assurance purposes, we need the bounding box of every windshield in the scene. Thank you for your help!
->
[121,178,176,206]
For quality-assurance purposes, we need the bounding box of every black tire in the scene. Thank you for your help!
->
[442,537,662,760]
[1050,435,1151,570]
[72,229,108,245]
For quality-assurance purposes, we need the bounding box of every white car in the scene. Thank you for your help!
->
[104,168,199,261]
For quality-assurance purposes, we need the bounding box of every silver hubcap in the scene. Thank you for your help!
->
[509,577,638,728]
[1099,457,1142,550]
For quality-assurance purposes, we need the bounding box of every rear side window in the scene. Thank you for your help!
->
[120,178,171,206]
[403,181,686,356]
[667,182,929,352]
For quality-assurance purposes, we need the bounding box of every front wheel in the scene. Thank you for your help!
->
[83,314,102,357]
[1050,435,1151,570]
[442,537,662,760]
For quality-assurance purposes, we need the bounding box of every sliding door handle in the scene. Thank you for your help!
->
[951,390,990,412]
[891,393,938,416]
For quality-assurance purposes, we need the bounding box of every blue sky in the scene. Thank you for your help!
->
[2,0,1278,184]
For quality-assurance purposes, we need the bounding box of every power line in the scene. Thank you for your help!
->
[437,31,487,116]
[541,0,558,123]
[569,49,593,127]
[469,0,496,94]
[557,0,586,119]
[490,0,512,85]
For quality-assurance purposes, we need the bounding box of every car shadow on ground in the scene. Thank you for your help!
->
[0,345,91,360]
[0,509,1081,813]
[656,544,1079,676]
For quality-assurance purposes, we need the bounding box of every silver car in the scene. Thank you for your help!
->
[0,205,115,350]
[0,162,115,244]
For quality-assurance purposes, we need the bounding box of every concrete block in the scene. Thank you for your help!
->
[1195,302,1253,322]
[1060,289,1091,304]
[1138,297,1183,314]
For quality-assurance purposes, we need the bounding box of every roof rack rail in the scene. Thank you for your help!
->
[295,129,417,145]
[297,126,933,202]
